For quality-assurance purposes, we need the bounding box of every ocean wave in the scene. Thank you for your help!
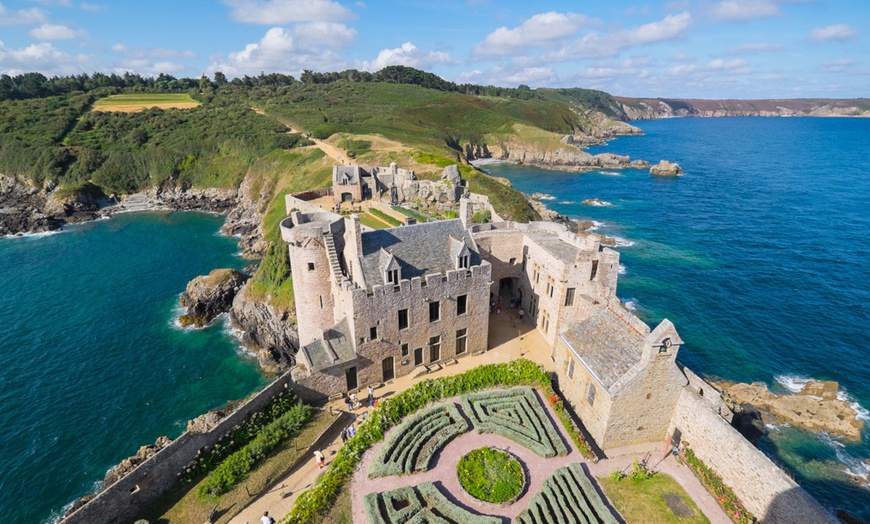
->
[538,194,556,200]
[774,374,812,393]
[764,422,791,430]
[2,229,64,240]
[559,200,575,205]
[600,171,622,176]
[621,298,639,311]
[589,220,608,231]
[618,264,627,275]
[582,198,613,207]
[819,433,870,481]
[611,236,635,248]
[837,389,870,422]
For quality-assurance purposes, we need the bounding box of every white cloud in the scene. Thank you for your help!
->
[457,65,557,87]
[707,58,747,70]
[728,43,784,54]
[359,42,456,71]
[223,0,351,24]
[112,43,196,59]
[0,3,46,25]
[0,40,91,75]
[79,2,105,11]
[822,58,854,72]
[28,0,71,6]
[711,0,779,22]
[809,24,857,42]
[541,12,692,61]
[28,23,86,40]
[114,59,185,76]
[474,12,591,56]
[289,22,356,49]
[208,26,352,76]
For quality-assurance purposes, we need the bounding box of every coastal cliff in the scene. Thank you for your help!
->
[613,97,870,120]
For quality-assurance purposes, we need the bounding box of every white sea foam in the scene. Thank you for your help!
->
[774,374,812,393]
[559,200,574,205]
[819,433,870,481]
[837,389,870,422]
[584,199,613,207]
[600,171,622,176]
[538,194,556,200]
[589,220,607,231]
[618,264,627,275]
[764,422,791,431]
[611,236,635,248]
[621,298,638,311]
[2,229,64,240]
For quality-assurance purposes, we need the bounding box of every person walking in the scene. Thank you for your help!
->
[348,424,356,438]
[367,385,375,407]
[343,393,353,411]
[340,427,348,444]
[261,511,275,524]
[313,449,325,468]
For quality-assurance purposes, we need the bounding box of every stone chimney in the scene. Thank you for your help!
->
[347,214,363,258]
[459,197,474,229]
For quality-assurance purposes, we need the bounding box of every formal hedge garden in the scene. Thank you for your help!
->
[456,447,525,504]
[462,388,569,458]
[368,402,469,478]
[516,463,618,524]
[364,482,501,524]
[279,359,596,524]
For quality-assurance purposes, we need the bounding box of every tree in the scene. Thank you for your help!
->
[213,71,227,87]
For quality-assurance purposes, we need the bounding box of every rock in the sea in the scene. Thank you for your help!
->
[179,269,249,327]
[730,403,768,444]
[101,436,172,489]
[230,284,298,373]
[650,160,683,176]
[630,159,651,169]
[187,406,232,433]
[582,198,612,207]
[725,381,863,441]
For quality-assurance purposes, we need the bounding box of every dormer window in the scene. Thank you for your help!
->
[386,269,399,284]
[458,255,469,269]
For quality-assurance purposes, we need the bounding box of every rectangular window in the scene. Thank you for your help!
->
[565,288,575,307]
[456,294,467,316]
[590,260,599,280]
[398,308,409,330]
[509,257,516,265]
[369,326,378,341]
[429,335,441,362]
[458,255,469,269]
[534,269,540,284]
[386,269,399,284]
[429,301,440,322]
[522,256,527,271]
[567,359,575,379]
[456,328,467,355]
[401,343,409,357]
[587,384,596,406]
[542,311,550,334]
[307,262,315,271]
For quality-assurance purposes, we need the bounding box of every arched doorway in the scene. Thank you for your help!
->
[341,192,353,203]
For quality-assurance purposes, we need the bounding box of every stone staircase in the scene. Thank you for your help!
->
[323,233,343,284]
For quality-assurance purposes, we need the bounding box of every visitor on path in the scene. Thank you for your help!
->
[348,424,356,438]
[367,385,374,405]
[343,393,353,411]
[261,510,275,524]
[340,427,348,444]
[314,450,325,468]
[519,308,524,320]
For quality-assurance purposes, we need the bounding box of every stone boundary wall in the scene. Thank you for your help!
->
[286,192,333,216]
[668,386,836,523]
[61,372,295,524]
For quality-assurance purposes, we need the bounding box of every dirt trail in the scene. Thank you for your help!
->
[249,108,349,165]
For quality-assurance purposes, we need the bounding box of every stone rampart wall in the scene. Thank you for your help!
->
[669,387,836,523]
[61,372,295,524]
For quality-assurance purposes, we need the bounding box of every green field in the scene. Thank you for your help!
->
[93,93,200,110]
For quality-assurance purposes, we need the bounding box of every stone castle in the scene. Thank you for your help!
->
[279,164,836,523]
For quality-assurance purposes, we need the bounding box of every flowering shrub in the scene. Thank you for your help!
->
[680,447,756,524]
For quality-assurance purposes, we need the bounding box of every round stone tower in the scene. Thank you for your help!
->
[283,213,339,348]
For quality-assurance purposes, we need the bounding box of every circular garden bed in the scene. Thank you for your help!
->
[456,447,526,505]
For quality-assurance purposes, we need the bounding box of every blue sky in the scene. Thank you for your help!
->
[0,0,866,98]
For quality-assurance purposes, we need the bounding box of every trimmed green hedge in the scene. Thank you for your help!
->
[365,483,500,524]
[461,387,568,458]
[280,359,560,524]
[392,205,428,223]
[516,463,618,524]
[417,482,500,524]
[197,402,312,498]
[368,402,468,478]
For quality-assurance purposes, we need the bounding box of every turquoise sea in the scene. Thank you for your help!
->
[0,212,267,523]
[485,117,870,518]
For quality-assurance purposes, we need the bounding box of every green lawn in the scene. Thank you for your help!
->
[598,473,710,524]
[359,212,391,229]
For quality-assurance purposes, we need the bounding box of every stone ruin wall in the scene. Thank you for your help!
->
[668,381,837,523]
[61,372,296,524]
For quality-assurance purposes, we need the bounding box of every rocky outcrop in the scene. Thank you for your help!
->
[730,403,768,444]
[650,160,683,176]
[222,169,274,259]
[723,381,863,441]
[582,198,612,207]
[614,97,870,121]
[179,269,250,327]
[186,404,236,433]
[229,284,298,373]
[528,195,592,233]
[101,436,173,489]
[0,174,100,236]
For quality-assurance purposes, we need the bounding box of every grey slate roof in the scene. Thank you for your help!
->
[359,219,479,287]
[302,318,356,371]
[560,309,647,389]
